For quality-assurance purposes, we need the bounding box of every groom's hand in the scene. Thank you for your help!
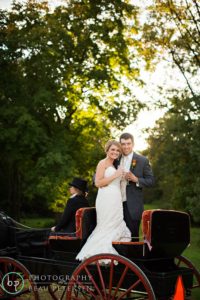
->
[126,171,138,183]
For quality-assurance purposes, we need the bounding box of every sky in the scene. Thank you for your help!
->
[0,0,188,151]
[0,0,10,9]
[119,61,185,151]
[0,0,64,9]
[0,0,16,9]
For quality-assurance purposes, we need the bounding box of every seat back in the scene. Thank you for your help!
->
[142,209,190,257]
[16,228,50,257]
[75,207,96,240]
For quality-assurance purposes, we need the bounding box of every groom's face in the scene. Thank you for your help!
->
[120,138,133,156]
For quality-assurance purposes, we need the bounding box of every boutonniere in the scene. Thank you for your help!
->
[131,159,137,169]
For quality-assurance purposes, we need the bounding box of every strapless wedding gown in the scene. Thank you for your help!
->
[76,166,131,262]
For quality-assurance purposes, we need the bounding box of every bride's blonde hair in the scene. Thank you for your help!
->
[104,140,122,153]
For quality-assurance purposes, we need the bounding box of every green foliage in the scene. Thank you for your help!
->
[146,94,200,223]
[141,0,200,95]
[0,0,148,218]
[50,180,70,213]
[140,1,200,223]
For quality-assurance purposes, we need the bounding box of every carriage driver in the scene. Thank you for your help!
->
[51,178,89,235]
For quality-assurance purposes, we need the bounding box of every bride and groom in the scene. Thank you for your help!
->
[76,132,155,262]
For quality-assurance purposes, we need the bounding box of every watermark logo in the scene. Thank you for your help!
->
[1,272,24,295]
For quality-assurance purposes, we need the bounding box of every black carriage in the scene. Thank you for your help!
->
[0,208,200,299]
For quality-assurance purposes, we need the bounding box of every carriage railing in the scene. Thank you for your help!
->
[112,209,191,261]
[1,208,191,258]
[49,207,97,241]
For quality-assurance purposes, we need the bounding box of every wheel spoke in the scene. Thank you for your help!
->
[66,254,156,300]
[112,265,129,298]
[108,258,114,300]
[0,284,4,297]
[70,286,85,300]
[96,260,107,298]
[84,265,102,297]
[70,279,98,298]
[70,295,84,300]
[48,284,68,300]
[14,287,32,296]
[5,263,8,274]
[118,279,141,299]
[176,257,181,267]
[13,265,17,273]
[175,255,200,289]
[48,284,59,300]
[0,271,3,281]
[0,257,39,299]
[60,285,67,300]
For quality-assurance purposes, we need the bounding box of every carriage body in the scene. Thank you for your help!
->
[0,208,199,299]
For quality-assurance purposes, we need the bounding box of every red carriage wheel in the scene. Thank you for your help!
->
[66,253,156,299]
[175,255,200,289]
[0,256,39,299]
[48,283,67,300]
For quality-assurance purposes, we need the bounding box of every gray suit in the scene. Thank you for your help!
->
[122,152,155,239]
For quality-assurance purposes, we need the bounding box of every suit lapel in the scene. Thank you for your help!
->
[130,152,137,171]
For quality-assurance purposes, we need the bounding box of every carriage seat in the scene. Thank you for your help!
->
[142,209,190,257]
[112,209,190,258]
[49,207,96,241]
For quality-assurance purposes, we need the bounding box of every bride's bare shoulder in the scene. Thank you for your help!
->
[97,159,106,168]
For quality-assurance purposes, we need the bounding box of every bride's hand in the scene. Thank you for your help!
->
[115,166,123,178]
[121,168,127,180]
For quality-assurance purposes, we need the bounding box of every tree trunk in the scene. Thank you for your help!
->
[8,162,21,220]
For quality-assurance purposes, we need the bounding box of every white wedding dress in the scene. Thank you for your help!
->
[76,166,131,262]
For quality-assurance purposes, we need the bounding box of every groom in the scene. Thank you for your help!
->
[119,133,155,240]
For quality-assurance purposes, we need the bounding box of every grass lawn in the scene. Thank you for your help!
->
[21,217,55,228]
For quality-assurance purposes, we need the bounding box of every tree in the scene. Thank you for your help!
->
[146,94,200,223]
[0,0,148,218]
[141,0,200,95]
[139,0,200,222]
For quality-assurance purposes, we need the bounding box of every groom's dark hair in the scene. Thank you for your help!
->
[119,132,134,143]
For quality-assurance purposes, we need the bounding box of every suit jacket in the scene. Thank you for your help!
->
[122,152,155,221]
[55,195,89,232]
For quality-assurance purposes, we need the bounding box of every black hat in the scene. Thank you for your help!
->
[69,177,88,192]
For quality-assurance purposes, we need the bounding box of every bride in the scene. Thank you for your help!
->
[76,140,131,262]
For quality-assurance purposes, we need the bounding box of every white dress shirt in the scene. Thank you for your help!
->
[120,152,133,202]
[70,193,78,198]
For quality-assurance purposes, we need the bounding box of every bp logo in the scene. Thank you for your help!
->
[1,272,24,295]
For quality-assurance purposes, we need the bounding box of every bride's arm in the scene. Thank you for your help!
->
[95,161,122,188]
